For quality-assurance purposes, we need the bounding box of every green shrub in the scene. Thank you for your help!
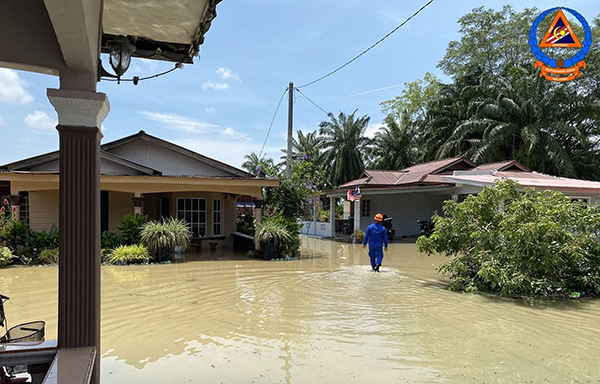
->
[118,213,148,245]
[256,214,301,257]
[0,246,13,267]
[141,218,192,253]
[101,231,123,251]
[37,248,58,264]
[417,179,600,296]
[351,230,365,243]
[108,244,151,264]
[236,208,255,236]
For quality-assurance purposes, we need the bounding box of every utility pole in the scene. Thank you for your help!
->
[287,81,294,178]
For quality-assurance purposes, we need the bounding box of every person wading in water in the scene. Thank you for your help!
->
[362,213,388,272]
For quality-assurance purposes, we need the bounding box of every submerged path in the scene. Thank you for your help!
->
[1,237,599,383]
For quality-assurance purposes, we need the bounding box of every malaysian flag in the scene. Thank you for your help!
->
[347,184,361,201]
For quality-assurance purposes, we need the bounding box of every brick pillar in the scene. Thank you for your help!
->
[49,89,109,384]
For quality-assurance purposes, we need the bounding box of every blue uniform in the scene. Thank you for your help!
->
[363,222,388,269]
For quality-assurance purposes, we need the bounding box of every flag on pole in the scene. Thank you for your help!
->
[347,184,361,201]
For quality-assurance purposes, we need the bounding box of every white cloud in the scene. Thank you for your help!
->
[216,67,241,82]
[24,111,57,132]
[138,111,249,140]
[128,58,160,74]
[202,81,229,90]
[365,123,384,138]
[0,69,33,105]
[0,115,5,126]
[205,106,216,113]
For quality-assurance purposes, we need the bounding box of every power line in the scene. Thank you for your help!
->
[259,87,289,159]
[297,0,435,89]
[295,88,331,117]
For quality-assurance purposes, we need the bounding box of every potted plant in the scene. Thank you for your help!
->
[141,218,191,262]
[108,244,152,265]
[351,230,365,244]
[255,219,291,260]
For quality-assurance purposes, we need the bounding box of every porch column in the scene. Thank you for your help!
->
[8,195,22,221]
[48,89,108,384]
[132,193,144,216]
[329,196,336,238]
[353,200,360,233]
[254,199,264,250]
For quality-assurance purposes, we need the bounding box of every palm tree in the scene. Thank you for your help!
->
[242,152,278,177]
[319,110,370,187]
[279,129,324,168]
[437,66,599,177]
[368,115,416,170]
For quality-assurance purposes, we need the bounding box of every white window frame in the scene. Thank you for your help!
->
[569,197,591,205]
[213,199,222,236]
[361,199,371,217]
[177,197,206,237]
[20,195,29,226]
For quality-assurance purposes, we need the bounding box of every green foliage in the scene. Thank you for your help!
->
[118,213,148,245]
[319,110,371,187]
[141,218,192,253]
[351,230,365,243]
[108,244,152,265]
[242,152,280,178]
[101,231,123,251]
[255,214,301,257]
[38,248,58,264]
[417,180,600,296]
[438,5,538,78]
[265,158,324,220]
[236,209,255,236]
[0,246,13,268]
[318,209,330,222]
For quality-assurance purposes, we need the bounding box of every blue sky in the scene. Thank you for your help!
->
[0,0,597,169]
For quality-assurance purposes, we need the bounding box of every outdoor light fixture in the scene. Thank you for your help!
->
[105,35,136,84]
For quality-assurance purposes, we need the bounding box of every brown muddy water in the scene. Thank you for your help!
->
[1,237,600,383]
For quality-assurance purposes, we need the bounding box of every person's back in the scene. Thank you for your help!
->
[362,214,388,272]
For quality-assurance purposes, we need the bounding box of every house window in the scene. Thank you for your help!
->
[570,197,590,205]
[19,196,29,226]
[213,199,222,236]
[361,199,371,217]
[177,198,206,237]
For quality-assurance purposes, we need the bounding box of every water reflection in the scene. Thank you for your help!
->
[0,238,599,383]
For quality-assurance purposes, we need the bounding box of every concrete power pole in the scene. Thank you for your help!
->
[287,82,294,178]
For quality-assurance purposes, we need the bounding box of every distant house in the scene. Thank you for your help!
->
[0,131,278,249]
[325,157,600,238]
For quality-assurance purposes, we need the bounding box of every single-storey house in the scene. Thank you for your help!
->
[323,157,600,238]
[0,130,278,250]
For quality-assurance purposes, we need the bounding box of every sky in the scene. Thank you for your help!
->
[0,0,597,169]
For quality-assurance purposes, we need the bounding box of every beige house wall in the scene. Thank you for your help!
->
[166,191,235,249]
[29,190,59,232]
[108,191,133,233]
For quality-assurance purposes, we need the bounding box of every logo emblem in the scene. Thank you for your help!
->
[529,7,592,82]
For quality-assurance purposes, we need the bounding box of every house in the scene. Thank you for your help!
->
[0,131,277,249]
[323,157,600,238]
[0,0,224,379]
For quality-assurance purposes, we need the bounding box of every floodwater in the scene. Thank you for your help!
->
[1,237,600,383]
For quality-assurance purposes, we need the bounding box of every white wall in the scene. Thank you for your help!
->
[361,192,451,237]
[108,140,231,177]
[300,221,332,237]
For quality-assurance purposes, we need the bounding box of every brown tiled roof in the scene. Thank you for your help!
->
[473,160,530,172]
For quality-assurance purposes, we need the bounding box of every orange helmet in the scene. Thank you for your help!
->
[374,213,383,222]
